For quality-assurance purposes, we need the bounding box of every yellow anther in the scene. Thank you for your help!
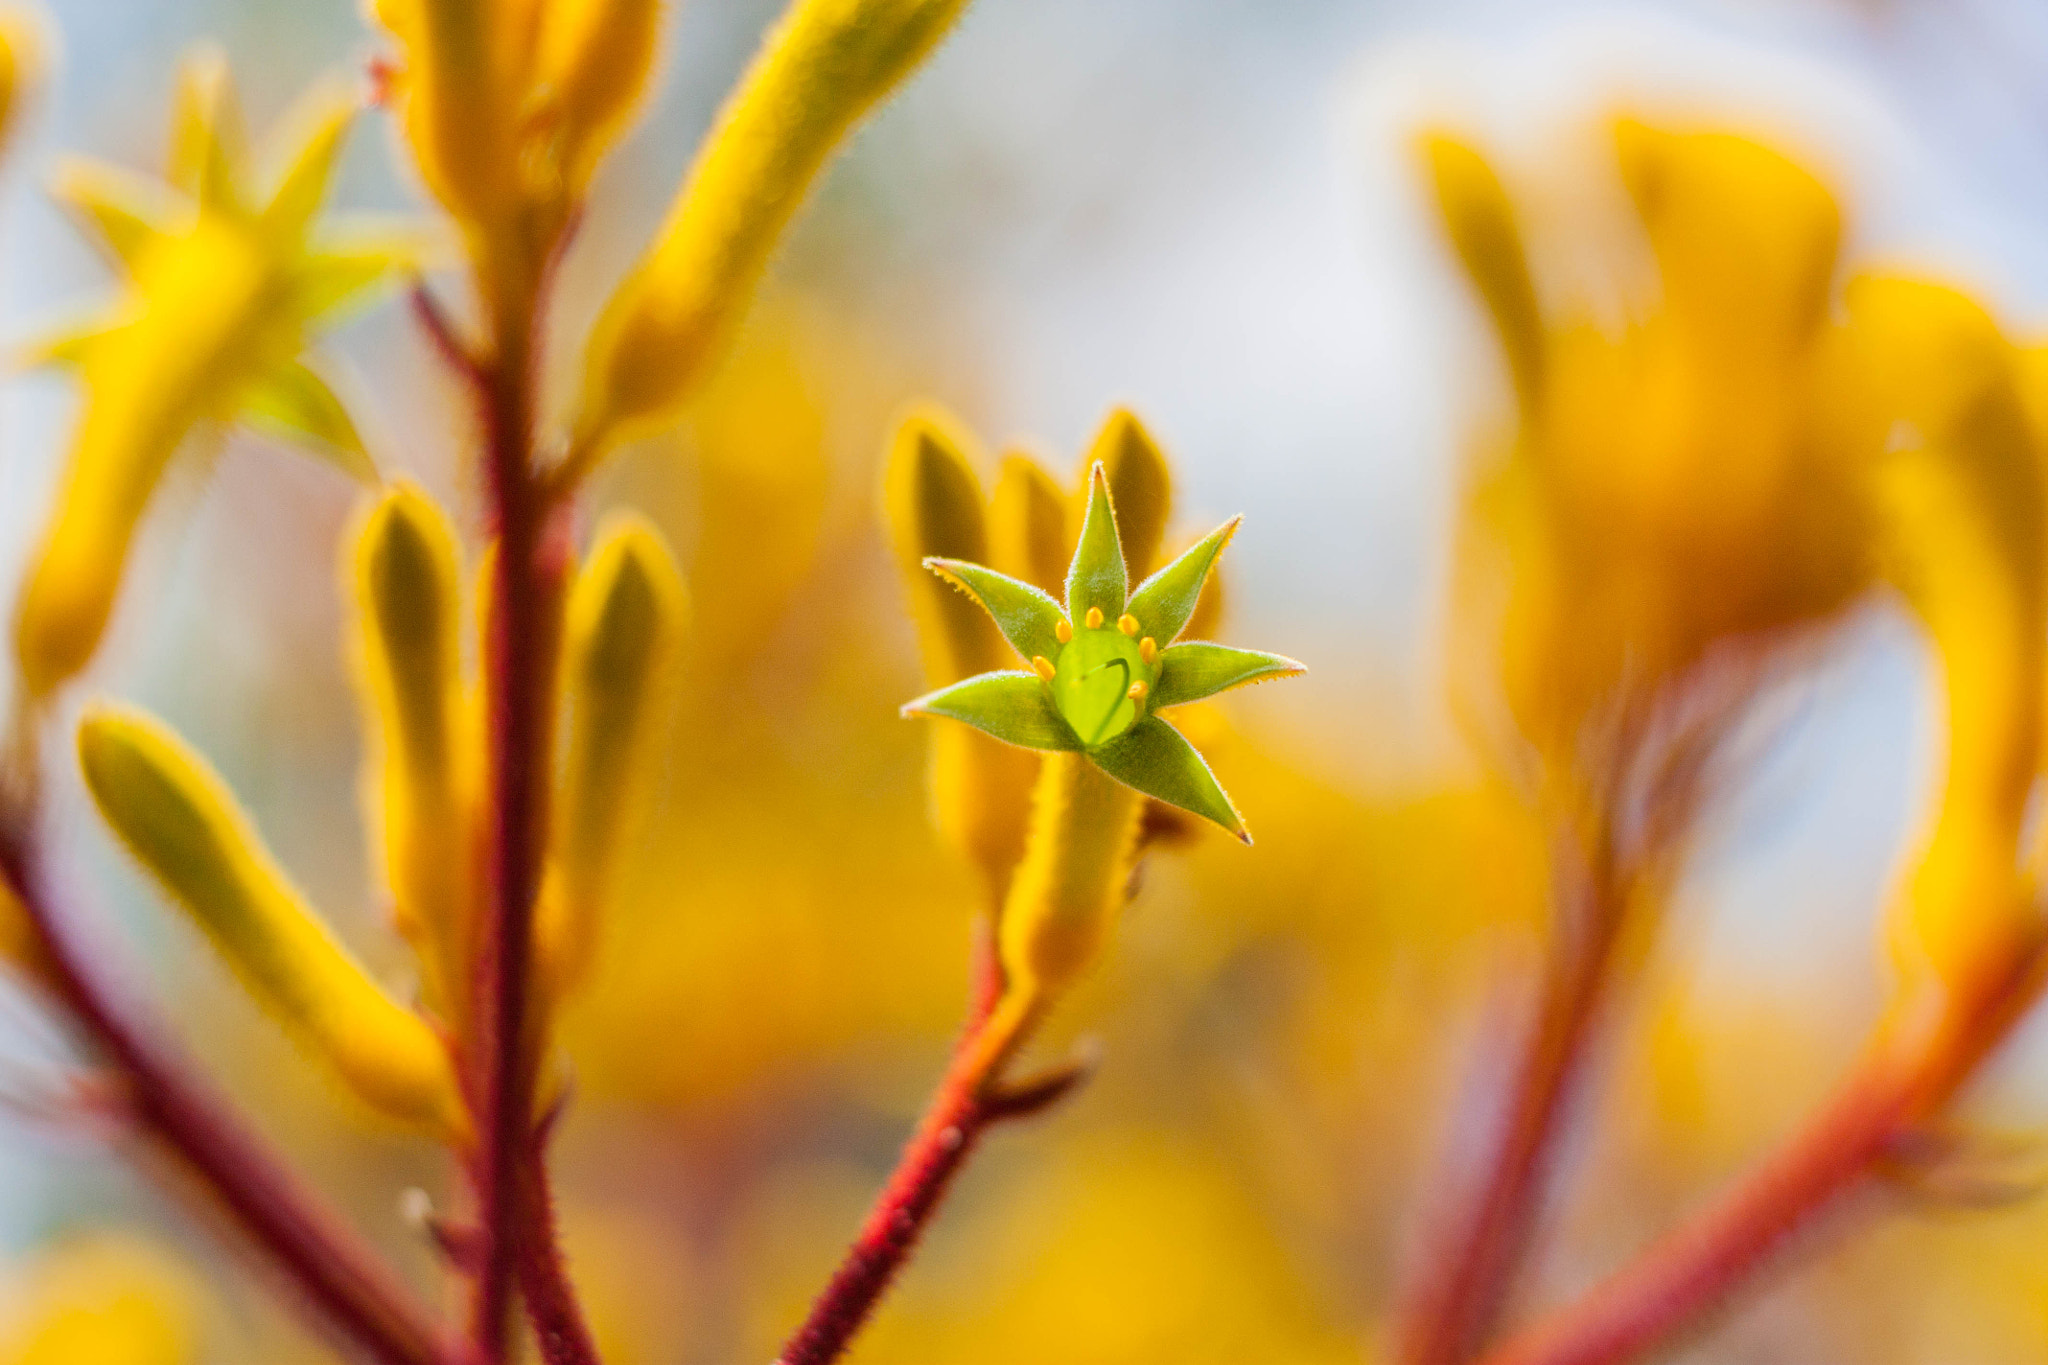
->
[1117,613,1140,636]
[1139,636,1157,664]
[1085,607,1104,629]
[1127,681,1147,701]
[1055,618,1073,644]
[1031,654,1056,682]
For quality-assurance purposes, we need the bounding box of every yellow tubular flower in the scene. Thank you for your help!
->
[536,516,687,1000]
[997,752,1145,1003]
[1854,278,2048,997]
[990,454,1070,596]
[13,59,404,699]
[568,0,973,460]
[351,483,476,1024]
[1430,120,1877,764]
[368,0,509,224]
[1419,131,1545,412]
[1086,408,1173,577]
[883,410,1039,900]
[77,707,468,1142]
[532,0,662,197]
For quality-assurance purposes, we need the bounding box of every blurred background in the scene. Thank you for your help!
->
[4,0,2048,1361]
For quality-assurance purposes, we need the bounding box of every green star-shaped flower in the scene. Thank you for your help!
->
[903,462,1303,844]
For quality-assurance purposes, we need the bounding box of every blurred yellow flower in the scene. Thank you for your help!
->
[1429,120,1880,776]
[14,53,407,698]
[0,1235,202,1365]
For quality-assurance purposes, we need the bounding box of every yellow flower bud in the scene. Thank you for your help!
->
[368,0,512,225]
[1419,131,1545,411]
[1084,408,1172,577]
[989,454,1069,596]
[882,410,1039,900]
[1854,277,2048,992]
[569,0,972,458]
[0,10,42,162]
[15,219,282,697]
[77,706,469,1141]
[997,753,1144,1001]
[351,483,479,1024]
[535,516,687,999]
[532,0,662,196]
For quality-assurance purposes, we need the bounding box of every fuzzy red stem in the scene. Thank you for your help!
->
[1472,949,2045,1365]
[1395,835,1625,1365]
[0,840,452,1365]
[468,309,559,1361]
[1472,1053,1911,1365]
[517,1149,603,1365]
[774,1033,996,1365]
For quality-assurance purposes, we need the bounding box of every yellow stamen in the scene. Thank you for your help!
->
[1055,618,1072,644]
[1127,681,1147,701]
[1139,637,1157,664]
[1085,607,1103,629]
[1117,613,1139,636]
[1031,654,1056,682]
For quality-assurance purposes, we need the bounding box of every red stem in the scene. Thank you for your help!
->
[1395,833,1625,1365]
[468,309,562,1361]
[1472,952,2044,1365]
[0,839,453,1365]
[774,1032,998,1365]
[517,1146,603,1365]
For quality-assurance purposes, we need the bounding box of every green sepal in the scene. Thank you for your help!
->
[924,558,1068,663]
[903,671,1082,751]
[1127,516,1240,645]
[1152,642,1305,710]
[170,49,248,214]
[239,358,377,483]
[293,232,420,325]
[1066,462,1128,622]
[1088,716,1247,843]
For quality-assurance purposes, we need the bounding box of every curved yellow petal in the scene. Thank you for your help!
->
[78,706,468,1141]
[532,0,662,195]
[1418,130,1545,412]
[351,482,478,1024]
[568,0,973,458]
[536,516,687,999]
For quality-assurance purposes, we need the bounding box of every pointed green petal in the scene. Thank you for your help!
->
[1152,642,1305,709]
[1066,462,1128,622]
[261,86,356,239]
[50,159,182,273]
[1087,409,1171,576]
[1089,716,1247,843]
[902,671,1081,751]
[169,49,247,213]
[924,558,1068,664]
[239,359,377,483]
[1126,516,1240,644]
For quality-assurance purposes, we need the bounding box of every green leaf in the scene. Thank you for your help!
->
[1152,643,1305,709]
[51,158,181,274]
[1065,461,1127,622]
[239,358,377,483]
[1126,516,1240,645]
[902,671,1081,751]
[1088,716,1247,843]
[924,558,1068,664]
[1086,408,1171,576]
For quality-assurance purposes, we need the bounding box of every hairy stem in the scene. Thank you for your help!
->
[1396,827,1625,1365]
[775,991,1036,1365]
[0,828,452,1365]
[466,242,574,1362]
[1472,951,2042,1365]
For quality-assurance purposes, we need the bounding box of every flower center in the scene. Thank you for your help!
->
[1051,623,1158,747]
